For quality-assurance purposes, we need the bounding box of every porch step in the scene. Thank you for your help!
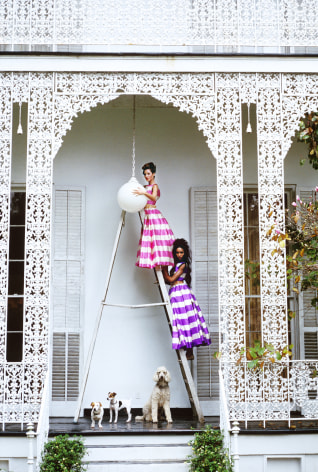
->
[84,434,192,472]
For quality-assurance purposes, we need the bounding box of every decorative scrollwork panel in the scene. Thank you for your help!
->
[23,73,54,413]
[0,73,12,366]
[257,75,288,350]
[216,74,245,362]
[2,70,318,426]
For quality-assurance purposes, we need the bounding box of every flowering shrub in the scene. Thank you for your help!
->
[187,426,233,472]
[39,434,87,472]
[268,187,318,314]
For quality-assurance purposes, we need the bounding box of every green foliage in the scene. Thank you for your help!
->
[187,426,233,472]
[39,434,87,472]
[244,259,260,285]
[238,340,293,369]
[286,197,318,306]
[268,191,318,310]
[297,112,318,170]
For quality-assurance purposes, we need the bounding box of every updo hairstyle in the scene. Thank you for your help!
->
[142,162,156,174]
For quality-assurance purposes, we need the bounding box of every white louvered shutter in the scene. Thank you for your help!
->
[191,187,219,410]
[52,188,84,401]
[298,187,318,360]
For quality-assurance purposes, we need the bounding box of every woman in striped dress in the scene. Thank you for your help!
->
[133,162,175,268]
[162,239,211,360]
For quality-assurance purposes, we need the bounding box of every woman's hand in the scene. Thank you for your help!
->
[132,187,146,196]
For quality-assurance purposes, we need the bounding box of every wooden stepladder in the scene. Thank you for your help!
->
[74,210,205,424]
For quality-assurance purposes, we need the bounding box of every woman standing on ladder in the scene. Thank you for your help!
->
[133,162,175,268]
[162,239,211,360]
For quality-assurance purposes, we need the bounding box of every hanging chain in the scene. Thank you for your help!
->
[132,95,136,177]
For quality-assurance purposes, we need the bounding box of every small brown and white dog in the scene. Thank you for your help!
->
[135,366,172,424]
[90,401,104,429]
[107,392,132,423]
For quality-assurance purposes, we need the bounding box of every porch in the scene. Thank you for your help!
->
[1,411,318,472]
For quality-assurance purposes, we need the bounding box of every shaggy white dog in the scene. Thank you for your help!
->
[135,366,172,423]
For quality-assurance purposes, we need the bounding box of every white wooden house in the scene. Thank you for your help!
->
[1,1,318,471]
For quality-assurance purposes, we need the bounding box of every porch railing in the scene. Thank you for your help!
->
[0,362,45,430]
[1,0,318,52]
[219,369,231,453]
[36,370,50,470]
[221,359,318,428]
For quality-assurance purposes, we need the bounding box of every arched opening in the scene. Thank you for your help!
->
[285,118,318,362]
[51,94,218,416]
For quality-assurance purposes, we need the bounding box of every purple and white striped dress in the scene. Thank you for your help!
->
[169,263,211,350]
[136,184,175,268]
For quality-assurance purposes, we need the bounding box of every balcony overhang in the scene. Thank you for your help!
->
[1,53,318,73]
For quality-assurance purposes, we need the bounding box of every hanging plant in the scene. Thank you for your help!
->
[297,112,318,170]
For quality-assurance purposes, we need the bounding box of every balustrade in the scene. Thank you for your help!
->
[0,0,318,52]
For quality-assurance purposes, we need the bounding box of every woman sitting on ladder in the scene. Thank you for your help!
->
[162,239,211,360]
[133,162,175,269]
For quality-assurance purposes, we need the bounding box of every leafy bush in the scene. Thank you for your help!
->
[187,425,233,472]
[238,340,293,369]
[297,112,318,170]
[39,434,87,472]
[268,189,318,311]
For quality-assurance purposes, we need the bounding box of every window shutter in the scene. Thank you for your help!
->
[298,188,318,359]
[52,332,80,401]
[191,188,219,400]
[52,333,66,400]
[52,188,84,401]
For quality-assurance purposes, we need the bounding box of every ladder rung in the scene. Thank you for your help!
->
[102,302,168,309]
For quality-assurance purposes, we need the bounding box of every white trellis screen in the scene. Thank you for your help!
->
[0,71,317,425]
[1,0,318,49]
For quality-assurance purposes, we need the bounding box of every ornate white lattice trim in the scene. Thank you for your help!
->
[256,74,289,350]
[53,73,217,157]
[0,73,12,369]
[1,0,318,48]
[216,73,245,361]
[1,71,318,424]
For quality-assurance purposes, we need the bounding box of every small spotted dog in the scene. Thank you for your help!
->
[107,392,132,423]
[90,401,104,429]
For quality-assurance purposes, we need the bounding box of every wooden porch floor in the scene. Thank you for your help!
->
[48,415,318,437]
[2,411,318,435]
[49,410,219,436]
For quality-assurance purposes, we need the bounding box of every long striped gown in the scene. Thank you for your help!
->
[169,263,211,350]
[136,184,175,268]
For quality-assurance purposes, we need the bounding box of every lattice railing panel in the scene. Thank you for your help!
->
[1,0,318,48]
[223,360,318,422]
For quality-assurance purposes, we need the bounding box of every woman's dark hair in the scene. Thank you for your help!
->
[142,162,156,174]
[171,238,192,286]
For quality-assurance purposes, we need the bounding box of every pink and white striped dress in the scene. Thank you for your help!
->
[136,184,175,268]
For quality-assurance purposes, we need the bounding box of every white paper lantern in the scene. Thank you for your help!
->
[117,177,147,213]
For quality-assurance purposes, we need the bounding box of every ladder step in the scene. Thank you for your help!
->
[102,302,168,308]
